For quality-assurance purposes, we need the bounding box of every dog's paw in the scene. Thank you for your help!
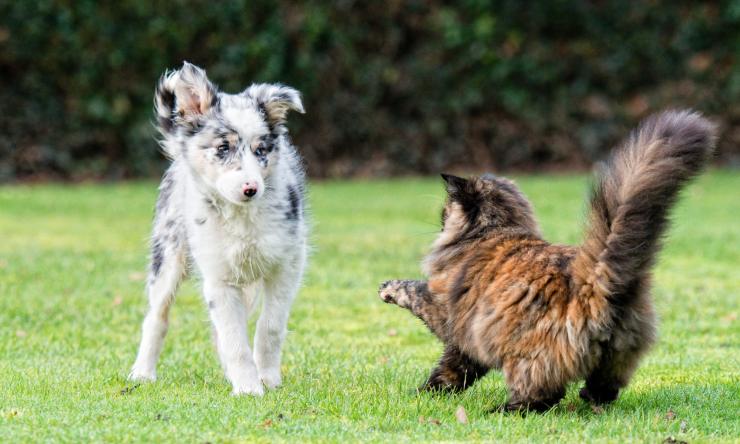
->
[259,367,282,390]
[128,366,157,382]
[231,379,265,397]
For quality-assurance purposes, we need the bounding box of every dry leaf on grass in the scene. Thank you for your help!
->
[455,405,468,424]
[418,416,441,426]
[387,329,398,337]
[665,409,676,421]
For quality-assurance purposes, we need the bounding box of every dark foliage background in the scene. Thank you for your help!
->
[1,1,738,180]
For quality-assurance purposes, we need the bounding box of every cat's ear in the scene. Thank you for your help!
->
[441,173,468,195]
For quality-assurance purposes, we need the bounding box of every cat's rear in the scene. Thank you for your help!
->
[572,110,716,404]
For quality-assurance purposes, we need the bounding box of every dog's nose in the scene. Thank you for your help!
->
[242,181,258,198]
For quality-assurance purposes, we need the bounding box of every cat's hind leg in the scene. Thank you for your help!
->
[420,345,489,392]
[498,358,567,413]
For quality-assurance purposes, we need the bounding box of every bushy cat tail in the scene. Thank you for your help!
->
[572,110,716,303]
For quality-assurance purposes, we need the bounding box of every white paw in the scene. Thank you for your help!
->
[231,378,265,397]
[128,366,157,382]
[259,367,282,389]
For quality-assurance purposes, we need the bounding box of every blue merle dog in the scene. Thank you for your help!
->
[129,62,307,395]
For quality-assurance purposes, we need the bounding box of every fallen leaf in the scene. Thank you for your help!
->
[3,409,20,419]
[378,356,389,365]
[387,329,398,337]
[665,409,676,421]
[721,312,737,322]
[428,418,441,426]
[566,403,577,412]
[15,330,27,338]
[418,415,425,424]
[261,418,273,428]
[455,405,468,424]
[112,295,123,306]
[590,405,604,415]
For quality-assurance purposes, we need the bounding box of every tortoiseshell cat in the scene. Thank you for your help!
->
[379,110,715,412]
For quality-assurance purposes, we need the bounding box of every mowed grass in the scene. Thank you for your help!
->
[0,171,738,443]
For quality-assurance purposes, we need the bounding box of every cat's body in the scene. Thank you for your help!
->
[379,110,716,411]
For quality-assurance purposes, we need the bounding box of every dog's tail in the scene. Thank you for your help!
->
[572,110,716,303]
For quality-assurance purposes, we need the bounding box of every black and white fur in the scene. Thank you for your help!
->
[129,62,307,396]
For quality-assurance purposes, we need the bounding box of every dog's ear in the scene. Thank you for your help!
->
[154,62,218,134]
[172,62,217,117]
[244,83,304,127]
[155,62,217,134]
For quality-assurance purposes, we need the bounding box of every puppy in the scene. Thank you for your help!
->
[129,62,307,395]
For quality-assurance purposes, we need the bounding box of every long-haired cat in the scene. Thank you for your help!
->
[379,110,716,411]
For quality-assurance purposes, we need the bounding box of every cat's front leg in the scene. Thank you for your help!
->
[378,279,448,340]
[378,279,423,309]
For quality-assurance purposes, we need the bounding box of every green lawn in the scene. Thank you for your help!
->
[1,171,738,443]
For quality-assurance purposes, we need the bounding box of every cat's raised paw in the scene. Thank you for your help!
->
[378,280,400,304]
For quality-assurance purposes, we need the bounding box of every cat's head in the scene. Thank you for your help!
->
[436,173,540,245]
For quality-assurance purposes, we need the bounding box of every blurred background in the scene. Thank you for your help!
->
[1,0,738,181]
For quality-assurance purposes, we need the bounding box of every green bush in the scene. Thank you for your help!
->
[1,1,738,180]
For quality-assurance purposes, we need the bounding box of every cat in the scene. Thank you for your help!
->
[379,110,716,411]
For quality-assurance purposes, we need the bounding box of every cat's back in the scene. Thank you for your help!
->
[448,237,580,366]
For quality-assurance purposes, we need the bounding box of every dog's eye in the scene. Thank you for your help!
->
[217,142,230,156]
[254,146,265,157]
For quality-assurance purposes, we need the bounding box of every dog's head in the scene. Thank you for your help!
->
[155,62,304,205]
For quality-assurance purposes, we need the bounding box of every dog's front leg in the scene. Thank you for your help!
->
[204,280,263,396]
[254,256,304,389]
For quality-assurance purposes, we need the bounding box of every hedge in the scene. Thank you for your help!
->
[1,1,738,180]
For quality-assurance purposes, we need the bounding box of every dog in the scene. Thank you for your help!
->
[129,62,307,395]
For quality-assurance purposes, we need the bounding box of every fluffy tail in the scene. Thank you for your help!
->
[572,110,717,302]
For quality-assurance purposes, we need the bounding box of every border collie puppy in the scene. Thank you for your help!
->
[129,62,307,395]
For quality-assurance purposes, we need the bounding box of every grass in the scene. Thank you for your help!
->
[0,170,738,443]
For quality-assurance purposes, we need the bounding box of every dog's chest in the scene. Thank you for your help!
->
[210,211,295,281]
